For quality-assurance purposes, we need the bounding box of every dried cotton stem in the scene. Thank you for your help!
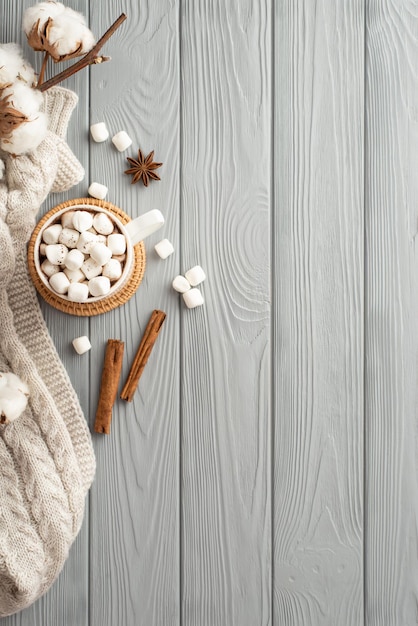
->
[38,13,127,92]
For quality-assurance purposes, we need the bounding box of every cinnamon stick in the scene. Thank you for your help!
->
[94,339,124,434]
[120,310,166,402]
[38,13,127,92]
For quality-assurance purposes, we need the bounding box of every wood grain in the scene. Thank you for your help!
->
[180,2,271,625]
[273,1,364,624]
[88,2,180,625]
[3,1,418,624]
[365,2,418,623]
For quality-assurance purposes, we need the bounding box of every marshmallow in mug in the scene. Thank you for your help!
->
[41,259,60,278]
[93,213,114,235]
[45,244,68,266]
[107,233,126,255]
[42,224,62,244]
[90,243,112,266]
[59,228,79,248]
[72,211,93,233]
[64,267,84,283]
[64,249,84,271]
[89,276,111,297]
[81,257,103,280]
[68,282,89,302]
[49,271,70,295]
[61,211,75,229]
[77,231,98,254]
[102,258,122,281]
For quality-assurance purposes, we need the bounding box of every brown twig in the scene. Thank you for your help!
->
[37,13,127,92]
[94,339,125,435]
[37,51,49,86]
[120,310,166,402]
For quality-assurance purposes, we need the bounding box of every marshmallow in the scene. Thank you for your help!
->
[172,275,191,293]
[89,276,111,297]
[72,211,94,233]
[93,213,114,235]
[68,282,89,302]
[72,336,92,355]
[154,238,174,260]
[42,224,62,244]
[88,182,108,200]
[96,234,107,245]
[112,254,126,263]
[41,259,60,278]
[81,257,103,280]
[183,288,204,309]
[90,243,112,266]
[102,258,122,281]
[45,244,68,266]
[107,233,126,255]
[64,248,85,271]
[112,130,132,152]
[39,243,47,256]
[90,122,109,142]
[64,267,84,283]
[185,265,206,286]
[49,271,70,294]
[59,227,79,249]
[77,231,98,254]
[61,210,75,229]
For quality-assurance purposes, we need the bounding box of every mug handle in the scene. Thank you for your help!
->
[124,209,165,245]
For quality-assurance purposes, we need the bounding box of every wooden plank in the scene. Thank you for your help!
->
[180,2,271,625]
[273,1,364,624]
[1,1,90,625]
[88,2,180,625]
[365,2,418,623]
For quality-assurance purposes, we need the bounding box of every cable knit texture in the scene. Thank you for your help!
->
[0,87,95,617]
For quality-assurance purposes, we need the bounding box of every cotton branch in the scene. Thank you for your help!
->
[37,13,127,92]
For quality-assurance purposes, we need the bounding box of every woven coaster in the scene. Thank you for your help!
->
[28,198,146,317]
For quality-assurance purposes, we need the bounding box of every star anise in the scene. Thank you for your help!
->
[125,149,162,187]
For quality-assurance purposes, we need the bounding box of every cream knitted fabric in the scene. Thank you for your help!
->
[0,87,95,617]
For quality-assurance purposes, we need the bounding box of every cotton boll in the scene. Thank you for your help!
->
[4,372,29,397]
[46,13,95,58]
[0,373,8,392]
[16,60,36,86]
[0,388,28,423]
[23,2,66,36]
[0,43,36,86]
[0,111,48,155]
[0,82,45,154]
[0,371,30,424]
[2,81,43,117]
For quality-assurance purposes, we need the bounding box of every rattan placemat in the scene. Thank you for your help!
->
[27,198,146,317]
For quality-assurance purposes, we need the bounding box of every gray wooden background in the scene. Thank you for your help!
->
[1,0,417,624]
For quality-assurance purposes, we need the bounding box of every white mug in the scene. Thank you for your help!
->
[33,204,164,302]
